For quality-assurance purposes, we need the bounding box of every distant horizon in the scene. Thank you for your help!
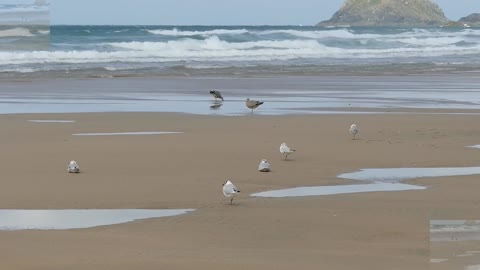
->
[46,23,480,27]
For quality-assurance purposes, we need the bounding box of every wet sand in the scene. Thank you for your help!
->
[431,241,480,270]
[2,112,480,269]
[1,74,480,115]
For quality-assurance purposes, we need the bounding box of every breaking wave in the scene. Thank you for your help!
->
[1,26,480,75]
[0,27,34,37]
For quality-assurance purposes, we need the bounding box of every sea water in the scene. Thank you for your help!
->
[0,26,479,78]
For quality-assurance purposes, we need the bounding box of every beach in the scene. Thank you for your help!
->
[2,5,480,270]
[431,240,480,270]
[430,221,480,269]
[2,83,480,270]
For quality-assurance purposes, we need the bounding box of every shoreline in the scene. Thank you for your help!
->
[2,68,480,81]
[1,74,479,116]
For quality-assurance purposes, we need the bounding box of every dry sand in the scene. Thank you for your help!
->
[1,112,480,269]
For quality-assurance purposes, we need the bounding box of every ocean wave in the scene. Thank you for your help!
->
[0,28,34,37]
[0,67,37,73]
[0,35,479,66]
[2,26,480,75]
[146,27,480,41]
[398,37,466,46]
[431,224,480,233]
[142,28,480,52]
[110,36,322,51]
[147,28,249,36]
[0,4,48,13]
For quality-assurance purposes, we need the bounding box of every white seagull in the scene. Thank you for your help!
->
[280,143,296,160]
[222,180,240,205]
[350,124,358,140]
[258,159,271,172]
[67,160,80,173]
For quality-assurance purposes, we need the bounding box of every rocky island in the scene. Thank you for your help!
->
[317,0,449,27]
[459,13,480,27]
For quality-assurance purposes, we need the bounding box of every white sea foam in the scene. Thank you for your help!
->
[147,28,249,36]
[399,37,465,46]
[0,44,478,67]
[0,4,48,13]
[0,37,478,66]
[147,27,480,42]
[0,27,33,37]
[1,67,37,73]
[430,224,480,233]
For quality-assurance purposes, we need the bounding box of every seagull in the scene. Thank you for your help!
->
[222,180,240,205]
[258,159,271,172]
[245,98,264,113]
[209,90,224,101]
[280,143,296,160]
[350,124,358,140]
[67,160,80,173]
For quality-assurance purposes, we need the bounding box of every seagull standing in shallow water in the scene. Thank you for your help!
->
[209,90,224,101]
[350,124,358,140]
[258,159,271,172]
[67,160,80,173]
[245,98,264,113]
[222,180,240,205]
[280,143,296,160]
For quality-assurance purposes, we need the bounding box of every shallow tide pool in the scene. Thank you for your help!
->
[252,167,480,198]
[0,209,194,230]
[72,132,183,136]
[29,120,76,123]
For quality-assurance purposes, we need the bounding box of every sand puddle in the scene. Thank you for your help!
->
[251,183,424,198]
[0,209,194,230]
[252,167,480,198]
[73,132,183,136]
[337,167,480,183]
[430,259,448,263]
[29,120,76,123]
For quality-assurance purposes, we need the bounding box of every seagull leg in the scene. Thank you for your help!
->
[230,197,233,205]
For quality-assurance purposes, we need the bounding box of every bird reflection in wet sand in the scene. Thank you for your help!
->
[210,101,223,110]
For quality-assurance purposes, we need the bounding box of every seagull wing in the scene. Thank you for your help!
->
[281,145,291,153]
[224,183,239,194]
